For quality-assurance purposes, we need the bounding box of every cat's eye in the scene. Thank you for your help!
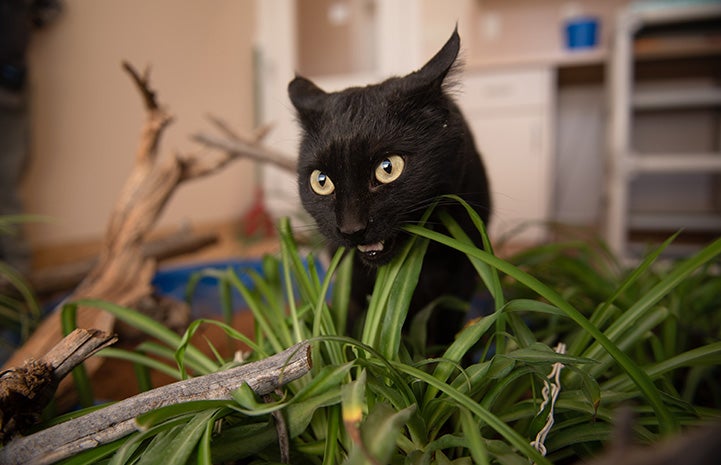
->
[374,155,405,184]
[310,169,335,195]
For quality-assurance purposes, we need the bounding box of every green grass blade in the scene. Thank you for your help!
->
[360,238,413,350]
[0,260,42,338]
[210,388,343,462]
[279,217,318,306]
[391,361,552,465]
[405,225,678,433]
[379,236,428,361]
[587,306,669,378]
[322,404,344,465]
[345,403,416,465]
[108,415,190,465]
[137,408,220,465]
[582,237,721,370]
[625,238,720,329]
[437,199,503,306]
[225,270,285,353]
[460,408,490,465]
[603,341,721,391]
[174,318,262,377]
[331,250,354,334]
[569,234,675,355]
[312,248,344,337]
[135,401,231,429]
[280,232,305,343]
[504,343,596,365]
[245,266,293,345]
[69,299,218,375]
[341,369,367,442]
[438,199,507,353]
[311,248,346,366]
[197,418,214,465]
[60,304,94,408]
[99,347,182,380]
[423,313,498,405]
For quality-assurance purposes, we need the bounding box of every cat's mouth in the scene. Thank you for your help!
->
[357,241,384,255]
[356,238,396,265]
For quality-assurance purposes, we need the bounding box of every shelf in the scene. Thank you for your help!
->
[635,36,721,61]
[633,87,721,109]
[626,153,721,174]
[631,4,721,62]
[629,212,721,232]
[606,2,721,261]
[629,3,721,27]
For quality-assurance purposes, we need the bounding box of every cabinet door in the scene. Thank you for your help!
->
[467,111,550,244]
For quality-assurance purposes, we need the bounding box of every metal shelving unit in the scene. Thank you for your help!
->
[606,2,721,260]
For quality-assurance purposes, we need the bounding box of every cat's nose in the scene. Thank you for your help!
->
[338,219,367,242]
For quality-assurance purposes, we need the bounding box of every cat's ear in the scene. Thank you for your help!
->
[408,26,460,91]
[288,75,328,113]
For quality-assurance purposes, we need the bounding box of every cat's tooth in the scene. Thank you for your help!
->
[357,241,384,254]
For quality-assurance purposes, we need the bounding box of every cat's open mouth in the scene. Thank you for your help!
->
[356,239,396,265]
[357,241,384,255]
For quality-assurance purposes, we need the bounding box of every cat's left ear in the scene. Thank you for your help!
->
[408,26,460,91]
[288,75,328,114]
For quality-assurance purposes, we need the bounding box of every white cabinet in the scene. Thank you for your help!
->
[606,3,721,260]
[459,67,555,245]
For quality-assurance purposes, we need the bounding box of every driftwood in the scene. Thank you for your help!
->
[0,341,312,465]
[192,130,297,174]
[15,231,218,297]
[0,329,117,443]
[2,62,294,381]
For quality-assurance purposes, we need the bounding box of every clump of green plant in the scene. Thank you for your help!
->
[51,200,721,464]
[0,215,46,354]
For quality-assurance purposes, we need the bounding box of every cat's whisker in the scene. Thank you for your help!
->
[290,223,322,232]
[403,196,492,218]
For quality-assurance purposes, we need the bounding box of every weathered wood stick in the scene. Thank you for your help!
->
[15,232,218,297]
[191,132,297,174]
[41,328,118,381]
[0,341,312,465]
[0,329,118,444]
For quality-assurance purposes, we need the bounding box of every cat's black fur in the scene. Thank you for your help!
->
[288,29,491,344]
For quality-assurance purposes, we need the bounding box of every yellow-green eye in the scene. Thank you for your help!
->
[310,169,335,195]
[375,155,404,184]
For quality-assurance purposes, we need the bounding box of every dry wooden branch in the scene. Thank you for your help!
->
[2,62,175,374]
[5,231,218,297]
[264,389,290,463]
[192,115,297,174]
[0,329,117,444]
[3,62,290,383]
[0,341,312,465]
[121,62,159,111]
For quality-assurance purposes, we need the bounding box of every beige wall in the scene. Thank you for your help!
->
[468,0,629,64]
[420,0,631,65]
[23,0,257,248]
[296,0,377,76]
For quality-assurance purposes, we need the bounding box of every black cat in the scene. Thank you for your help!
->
[288,29,491,345]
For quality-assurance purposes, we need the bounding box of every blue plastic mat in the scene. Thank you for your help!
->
[152,257,325,317]
[152,259,264,316]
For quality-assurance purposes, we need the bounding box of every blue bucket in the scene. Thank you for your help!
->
[565,17,599,50]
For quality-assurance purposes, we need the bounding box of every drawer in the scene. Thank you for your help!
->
[458,67,552,110]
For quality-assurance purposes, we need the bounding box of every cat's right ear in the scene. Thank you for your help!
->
[288,75,327,113]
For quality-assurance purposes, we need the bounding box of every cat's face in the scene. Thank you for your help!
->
[290,30,464,266]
